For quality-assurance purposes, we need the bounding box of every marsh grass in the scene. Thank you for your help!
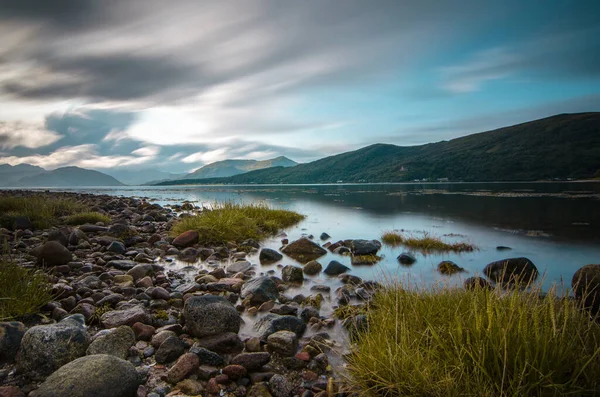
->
[346,281,600,396]
[64,211,111,225]
[381,231,476,253]
[0,195,88,229]
[0,258,54,320]
[171,201,304,244]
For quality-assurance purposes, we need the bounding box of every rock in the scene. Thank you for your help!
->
[172,230,199,248]
[281,265,303,283]
[79,224,108,233]
[17,314,90,379]
[248,383,273,397]
[437,261,465,275]
[132,322,155,341]
[397,252,416,265]
[107,241,126,254]
[69,229,87,245]
[183,295,241,338]
[155,336,186,364]
[106,259,137,270]
[319,233,330,241]
[254,314,306,341]
[101,305,150,328]
[227,260,252,273]
[47,229,69,247]
[189,346,225,366]
[241,276,280,304]
[167,353,200,383]
[351,254,381,266]
[299,306,320,323]
[464,277,493,290]
[281,238,327,264]
[266,331,298,356]
[13,216,32,231]
[269,374,295,397]
[0,385,25,397]
[127,264,154,282]
[323,260,349,275]
[29,354,139,397]
[151,330,177,348]
[349,239,381,255]
[176,379,204,396]
[259,248,283,264]
[303,260,322,275]
[483,257,538,284]
[496,246,512,251]
[195,332,243,354]
[231,352,271,371]
[36,241,72,266]
[572,264,600,314]
[86,326,135,359]
[0,322,26,364]
[221,364,247,380]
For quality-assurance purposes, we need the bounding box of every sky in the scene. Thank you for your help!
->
[0,0,599,173]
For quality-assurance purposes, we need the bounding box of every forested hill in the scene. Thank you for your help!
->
[156,113,600,185]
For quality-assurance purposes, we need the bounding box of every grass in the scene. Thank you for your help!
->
[64,211,111,225]
[346,282,600,396]
[0,194,89,229]
[381,231,476,253]
[171,201,305,244]
[0,258,54,320]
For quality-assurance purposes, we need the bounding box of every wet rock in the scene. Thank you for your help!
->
[319,232,330,241]
[397,252,416,265]
[266,331,298,356]
[303,260,322,275]
[101,305,151,328]
[36,241,73,266]
[254,314,306,341]
[195,332,244,354]
[172,230,199,248]
[189,345,225,366]
[167,353,200,383]
[281,265,303,283]
[300,306,320,323]
[281,238,327,264]
[155,336,186,364]
[17,314,90,379]
[483,257,538,284]
[86,325,135,359]
[231,352,271,371]
[349,239,381,255]
[437,261,465,275]
[496,246,512,251]
[183,295,241,338]
[323,260,349,276]
[227,260,252,273]
[0,322,26,364]
[127,263,153,281]
[464,277,493,290]
[29,354,139,397]
[259,248,283,264]
[572,264,600,314]
[107,259,137,270]
[241,276,280,304]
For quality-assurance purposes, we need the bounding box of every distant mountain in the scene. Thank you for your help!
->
[0,163,46,186]
[156,113,600,185]
[181,156,297,180]
[15,166,124,187]
[103,169,186,185]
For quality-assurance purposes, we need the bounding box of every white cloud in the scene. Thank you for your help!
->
[182,148,228,164]
[132,146,160,156]
[0,121,62,149]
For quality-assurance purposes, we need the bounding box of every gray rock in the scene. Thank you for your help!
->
[281,265,303,283]
[349,239,381,255]
[397,252,416,265]
[107,241,126,254]
[280,238,327,264]
[47,229,69,247]
[36,241,73,266]
[319,232,330,241]
[69,229,87,245]
[86,326,135,359]
[100,305,150,328]
[241,276,280,304]
[303,260,322,275]
[269,374,295,397]
[30,354,139,397]
[195,332,244,354]
[483,257,538,284]
[231,352,271,371]
[254,314,306,341]
[183,295,241,338]
[0,322,26,364]
[323,260,349,275]
[106,259,137,270]
[266,331,298,356]
[155,336,186,364]
[299,306,319,323]
[227,260,252,273]
[17,314,90,379]
[79,224,108,233]
[189,345,225,366]
[259,248,283,265]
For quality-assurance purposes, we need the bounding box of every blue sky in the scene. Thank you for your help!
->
[0,0,598,173]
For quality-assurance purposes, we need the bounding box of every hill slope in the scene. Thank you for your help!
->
[182,156,297,179]
[103,169,186,185]
[16,167,124,187]
[157,113,600,184]
[0,164,46,186]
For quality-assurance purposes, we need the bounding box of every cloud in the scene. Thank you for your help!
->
[0,121,61,149]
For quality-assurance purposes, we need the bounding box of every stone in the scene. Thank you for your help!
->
[195,332,244,354]
[183,295,241,338]
[29,354,139,397]
[437,261,465,275]
[231,352,271,371]
[172,230,199,248]
[397,252,417,265]
[155,336,186,364]
[126,264,153,281]
[269,374,295,397]
[319,232,330,241]
[281,265,303,283]
[101,305,150,328]
[176,379,204,395]
[151,330,177,348]
[241,276,280,304]
[483,257,538,284]
[266,331,298,356]
[572,264,600,314]
[349,239,381,255]
[167,353,200,383]
[189,346,225,366]
[36,241,72,266]
[248,383,273,397]
[464,277,493,290]
[107,241,126,254]
[222,364,247,380]
[323,260,349,275]
[281,238,327,264]
[79,224,108,233]
[303,260,322,275]
[206,278,244,292]
[17,315,90,379]
[227,260,252,273]
[69,229,87,245]
[86,325,135,359]
[259,248,283,265]
[132,322,155,341]
[0,322,26,364]
[47,229,69,247]
[107,259,137,270]
[254,314,306,341]
[0,385,25,397]
[13,216,32,231]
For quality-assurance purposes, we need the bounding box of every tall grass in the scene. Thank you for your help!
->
[346,282,600,396]
[381,231,476,253]
[64,211,111,225]
[171,202,304,244]
[0,195,88,229]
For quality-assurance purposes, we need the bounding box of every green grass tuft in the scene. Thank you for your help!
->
[0,195,88,229]
[64,211,111,225]
[346,282,600,396]
[381,231,476,253]
[0,258,54,320]
[171,202,305,244]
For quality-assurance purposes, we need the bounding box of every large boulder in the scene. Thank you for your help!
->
[281,265,303,283]
[323,260,349,276]
[254,314,306,341]
[36,241,73,266]
[183,295,241,338]
[483,257,538,284]
[172,230,199,248]
[572,264,600,314]
[303,260,322,275]
[29,354,139,397]
[281,238,327,264]
[240,276,279,304]
[17,314,90,379]
[0,322,26,364]
[349,239,382,255]
[86,326,135,359]
[259,248,283,265]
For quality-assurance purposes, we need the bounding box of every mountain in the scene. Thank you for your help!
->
[103,169,186,185]
[156,113,600,185]
[15,166,124,187]
[0,163,46,186]
[181,156,297,179]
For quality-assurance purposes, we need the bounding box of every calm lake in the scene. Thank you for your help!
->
[42,182,600,299]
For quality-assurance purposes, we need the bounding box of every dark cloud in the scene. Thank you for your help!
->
[0,0,103,29]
